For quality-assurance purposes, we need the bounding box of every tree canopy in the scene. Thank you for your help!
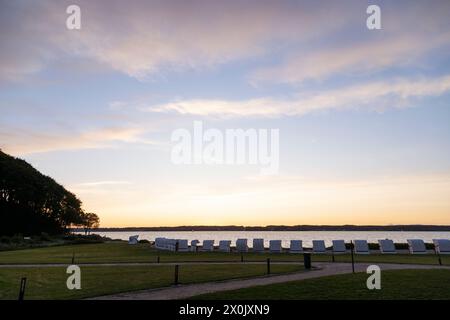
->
[0,149,99,236]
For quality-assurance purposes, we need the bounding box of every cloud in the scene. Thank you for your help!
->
[148,74,450,117]
[0,0,356,81]
[75,181,132,187]
[250,32,450,85]
[0,126,148,155]
[2,1,449,83]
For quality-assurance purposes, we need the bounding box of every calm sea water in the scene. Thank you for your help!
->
[89,231,450,247]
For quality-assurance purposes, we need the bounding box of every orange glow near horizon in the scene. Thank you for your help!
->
[72,174,450,227]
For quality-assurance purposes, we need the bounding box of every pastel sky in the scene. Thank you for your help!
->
[1,0,450,226]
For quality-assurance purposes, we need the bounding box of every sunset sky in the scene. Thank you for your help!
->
[1,0,450,227]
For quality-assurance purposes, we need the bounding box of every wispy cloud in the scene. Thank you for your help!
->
[74,181,132,187]
[148,74,450,118]
[0,126,148,155]
[0,0,355,82]
[250,33,450,85]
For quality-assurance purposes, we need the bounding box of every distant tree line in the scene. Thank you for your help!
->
[0,150,99,236]
[73,224,450,232]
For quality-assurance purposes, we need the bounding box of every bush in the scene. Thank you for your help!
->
[61,233,106,244]
[0,236,10,244]
[10,234,24,244]
[138,239,150,244]
[39,232,52,241]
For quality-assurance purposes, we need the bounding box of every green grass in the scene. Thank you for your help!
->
[192,269,450,300]
[0,242,448,265]
[0,264,302,300]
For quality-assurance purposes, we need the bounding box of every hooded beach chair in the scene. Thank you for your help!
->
[155,237,166,250]
[252,239,265,253]
[378,239,396,254]
[407,239,427,254]
[219,240,231,252]
[167,239,178,251]
[269,240,282,253]
[177,239,189,252]
[312,240,326,253]
[332,240,346,254]
[236,239,248,252]
[433,239,450,255]
[128,235,139,245]
[201,240,214,252]
[353,240,370,254]
[190,239,200,252]
[289,240,303,253]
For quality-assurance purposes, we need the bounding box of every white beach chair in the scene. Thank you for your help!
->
[219,240,231,252]
[378,239,396,254]
[433,239,450,255]
[407,239,427,254]
[289,240,303,253]
[252,239,265,253]
[190,240,200,252]
[167,239,178,251]
[201,240,214,252]
[269,240,282,253]
[332,240,346,254]
[312,240,326,254]
[236,239,248,252]
[353,240,370,254]
[128,235,139,245]
[155,237,166,250]
[177,239,189,252]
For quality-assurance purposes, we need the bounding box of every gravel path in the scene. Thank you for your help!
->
[90,262,450,300]
[0,261,306,268]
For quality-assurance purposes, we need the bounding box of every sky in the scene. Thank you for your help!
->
[1,0,450,227]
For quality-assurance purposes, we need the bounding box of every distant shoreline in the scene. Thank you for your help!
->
[71,225,450,232]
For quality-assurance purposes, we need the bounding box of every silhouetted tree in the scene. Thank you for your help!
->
[0,149,99,236]
[81,212,100,235]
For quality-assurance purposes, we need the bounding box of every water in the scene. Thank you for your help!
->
[88,231,450,248]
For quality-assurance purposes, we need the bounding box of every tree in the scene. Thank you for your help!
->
[0,149,95,236]
[81,212,100,235]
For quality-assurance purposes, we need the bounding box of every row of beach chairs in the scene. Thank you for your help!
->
[149,237,450,255]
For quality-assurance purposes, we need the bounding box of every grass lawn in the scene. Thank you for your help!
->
[192,269,450,300]
[0,242,448,265]
[0,264,303,300]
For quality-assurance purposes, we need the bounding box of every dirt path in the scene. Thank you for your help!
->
[90,262,450,300]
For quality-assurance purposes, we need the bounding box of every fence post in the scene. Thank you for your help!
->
[174,265,179,285]
[157,255,160,263]
[18,277,27,301]
[71,252,75,264]
[241,254,244,263]
[267,258,271,275]
[350,241,355,273]
[434,247,442,265]
[303,252,311,269]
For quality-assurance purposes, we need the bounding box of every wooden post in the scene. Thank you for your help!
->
[71,252,75,264]
[157,255,160,263]
[18,277,27,301]
[303,252,311,269]
[174,265,179,285]
[332,251,335,263]
[350,241,355,273]
[267,258,271,275]
[241,254,244,263]
[435,248,442,266]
